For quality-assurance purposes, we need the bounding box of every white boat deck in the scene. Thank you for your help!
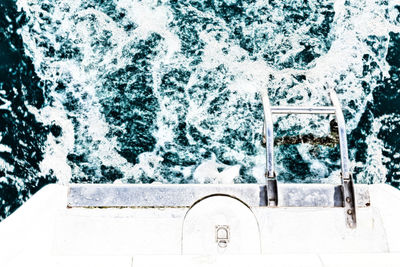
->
[1,183,400,266]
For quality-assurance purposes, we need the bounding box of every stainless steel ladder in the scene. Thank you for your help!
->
[261,89,357,228]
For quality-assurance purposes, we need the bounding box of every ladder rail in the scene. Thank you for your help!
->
[329,90,351,179]
[329,89,356,228]
[261,90,275,178]
[261,90,278,207]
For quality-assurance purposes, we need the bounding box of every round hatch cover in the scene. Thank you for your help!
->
[182,195,261,254]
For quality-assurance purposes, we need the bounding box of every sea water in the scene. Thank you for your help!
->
[0,0,399,220]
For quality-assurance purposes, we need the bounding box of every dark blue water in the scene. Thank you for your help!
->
[0,0,399,221]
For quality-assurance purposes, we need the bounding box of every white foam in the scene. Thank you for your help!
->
[15,0,400,185]
[26,104,74,185]
[193,155,240,184]
[0,144,11,153]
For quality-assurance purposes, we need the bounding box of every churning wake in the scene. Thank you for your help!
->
[0,0,399,219]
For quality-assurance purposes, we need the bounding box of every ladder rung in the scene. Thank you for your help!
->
[270,106,336,114]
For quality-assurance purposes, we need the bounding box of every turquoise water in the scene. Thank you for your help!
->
[0,0,399,221]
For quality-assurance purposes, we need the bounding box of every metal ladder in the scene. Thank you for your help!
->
[261,89,357,228]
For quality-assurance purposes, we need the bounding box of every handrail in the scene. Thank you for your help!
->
[329,90,350,179]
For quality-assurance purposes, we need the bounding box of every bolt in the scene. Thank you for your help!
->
[347,209,353,215]
[346,197,351,203]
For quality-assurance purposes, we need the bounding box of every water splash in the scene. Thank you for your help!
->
[11,0,400,188]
